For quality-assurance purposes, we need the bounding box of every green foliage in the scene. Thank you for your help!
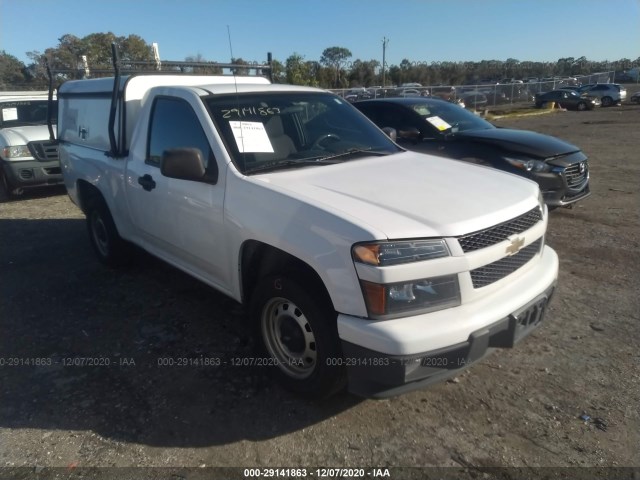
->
[0,50,27,88]
[2,35,639,92]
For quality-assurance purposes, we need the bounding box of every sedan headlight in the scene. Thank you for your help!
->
[505,156,551,173]
[352,240,460,318]
[1,145,32,159]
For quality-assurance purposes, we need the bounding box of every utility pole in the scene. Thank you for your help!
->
[382,37,389,87]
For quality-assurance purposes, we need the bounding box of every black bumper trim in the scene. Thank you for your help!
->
[343,283,556,398]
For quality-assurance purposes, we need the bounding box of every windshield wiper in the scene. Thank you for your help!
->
[244,157,344,175]
[312,147,392,162]
[244,148,391,175]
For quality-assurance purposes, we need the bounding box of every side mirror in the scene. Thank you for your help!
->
[381,127,397,142]
[161,148,218,183]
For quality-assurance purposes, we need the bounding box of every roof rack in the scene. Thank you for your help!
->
[47,43,273,157]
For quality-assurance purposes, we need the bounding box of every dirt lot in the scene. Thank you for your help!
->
[1,102,639,479]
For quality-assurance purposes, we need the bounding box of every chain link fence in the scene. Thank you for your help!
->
[330,71,617,111]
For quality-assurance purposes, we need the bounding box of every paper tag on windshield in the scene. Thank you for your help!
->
[426,116,451,131]
[230,121,274,153]
[1,108,18,121]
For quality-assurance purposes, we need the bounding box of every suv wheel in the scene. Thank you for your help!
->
[0,171,11,202]
[251,274,347,398]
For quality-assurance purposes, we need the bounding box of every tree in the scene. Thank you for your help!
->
[0,51,27,89]
[347,59,380,87]
[285,53,316,85]
[269,58,285,83]
[320,46,352,88]
[43,33,154,78]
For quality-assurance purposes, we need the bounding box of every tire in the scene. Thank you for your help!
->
[250,274,347,398]
[0,170,11,202]
[85,196,131,267]
[576,101,587,111]
[601,96,613,107]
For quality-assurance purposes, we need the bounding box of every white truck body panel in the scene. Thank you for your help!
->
[57,74,559,397]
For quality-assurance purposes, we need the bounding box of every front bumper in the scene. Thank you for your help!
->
[338,244,559,398]
[535,158,591,207]
[1,158,63,189]
[343,283,555,398]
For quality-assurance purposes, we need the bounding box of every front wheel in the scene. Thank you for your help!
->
[576,101,587,111]
[601,96,613,107]
[250,275,346,398]
[0,171,11,202]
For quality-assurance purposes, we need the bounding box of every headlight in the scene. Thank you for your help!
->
[505,156,551,173]
[352,239,449,266]
[360,275,461,319]
[353,239,458,318]
[1,145,32,159]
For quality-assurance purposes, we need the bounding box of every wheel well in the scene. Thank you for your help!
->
[76,180,104,214]
[240,241,333,310]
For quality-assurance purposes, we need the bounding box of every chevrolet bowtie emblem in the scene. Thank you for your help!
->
[506,237,525,256]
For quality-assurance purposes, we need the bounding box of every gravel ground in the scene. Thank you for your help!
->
[0,100,639,479]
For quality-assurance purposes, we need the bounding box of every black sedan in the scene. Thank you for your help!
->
[354,97,591,208]
[534,89,600,110]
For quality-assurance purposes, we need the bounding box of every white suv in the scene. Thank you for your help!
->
[579,83,627,106]
[0,92,61,200]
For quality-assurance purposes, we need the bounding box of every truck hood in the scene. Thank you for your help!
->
[0,125,54,144]
[454,128,579,158]
[258,151,540,240]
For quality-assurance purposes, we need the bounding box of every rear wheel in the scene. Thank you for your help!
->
[251,274,346,398]
[86,196,131,267]
[601,96,613,107]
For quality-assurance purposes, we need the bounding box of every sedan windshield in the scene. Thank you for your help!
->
[206,92,400,175]
[410,100,494,133]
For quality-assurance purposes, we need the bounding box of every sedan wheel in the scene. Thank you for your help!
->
[577,101,587,111]
[601,96,613,107]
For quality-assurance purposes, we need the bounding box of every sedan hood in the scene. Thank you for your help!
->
[455,128,579,158]
[258,151,540,240]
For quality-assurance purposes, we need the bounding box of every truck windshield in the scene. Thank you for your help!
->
[0,100,57,128]
[206,92,400,175]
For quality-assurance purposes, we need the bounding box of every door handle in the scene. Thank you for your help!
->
[138,174,156,191]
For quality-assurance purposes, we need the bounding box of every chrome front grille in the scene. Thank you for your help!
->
[28,141,59,162]
[458,207,542,253]
[470,238,543,288]
[565,161,589,189]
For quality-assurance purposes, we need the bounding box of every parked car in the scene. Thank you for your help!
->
[0,92,61,201]
[457,91,488,110]
[576,83,627,106]
[534,90,600,110]
[354,97,591,208]
[629,91,640,104]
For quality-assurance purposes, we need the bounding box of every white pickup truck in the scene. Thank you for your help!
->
[57,72,558,398]
[0,92,61,200]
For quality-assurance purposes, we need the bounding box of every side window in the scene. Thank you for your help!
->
[147,97,213,168]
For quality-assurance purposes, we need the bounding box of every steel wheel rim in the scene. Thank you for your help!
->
[90,212,109,257]
[261,297,317,379]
